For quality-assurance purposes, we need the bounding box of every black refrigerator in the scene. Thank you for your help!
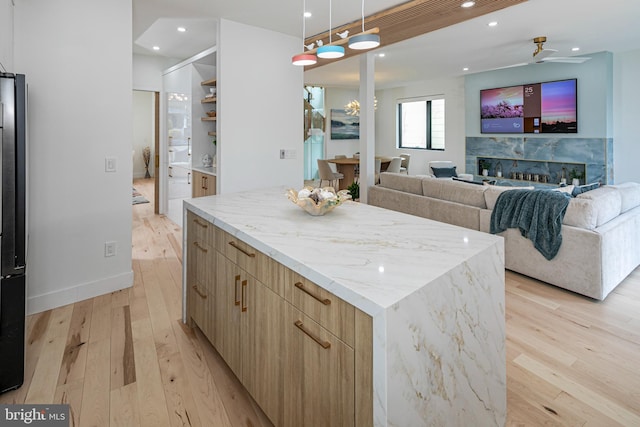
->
[0,72,27,393]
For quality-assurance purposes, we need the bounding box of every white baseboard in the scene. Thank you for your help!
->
[27,270,134,315]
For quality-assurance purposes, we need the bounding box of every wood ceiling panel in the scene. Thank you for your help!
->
[303,0,528,70]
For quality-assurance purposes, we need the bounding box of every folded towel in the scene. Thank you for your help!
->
[490,190,571,260]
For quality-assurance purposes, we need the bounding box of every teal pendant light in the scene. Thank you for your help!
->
[316,0,344,59]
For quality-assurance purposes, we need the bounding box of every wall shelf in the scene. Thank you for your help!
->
[201,97,216,104]
[201,117,217,122]
[201,78,217,86]
[477,156,586,186]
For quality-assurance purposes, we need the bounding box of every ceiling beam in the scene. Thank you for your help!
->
[303,0,528,70]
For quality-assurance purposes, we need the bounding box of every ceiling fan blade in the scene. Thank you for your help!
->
[533,48,558,61]
[493,62,529,70]
[541,56,592,63]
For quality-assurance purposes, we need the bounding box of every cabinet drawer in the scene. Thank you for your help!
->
[187,280,212,340]
[285,271,354,347]
[216,228,273,286]
[188,211,215,246]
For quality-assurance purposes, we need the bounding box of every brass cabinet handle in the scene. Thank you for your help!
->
[202,176,208,190]
[228,241,256,258]
[294,320,330,349]
[192,285,207,299]
[294,282,331,305]
[193,218,208,228]
[241,280,248,312]
[193,241,208,253]
[234,275,241,306]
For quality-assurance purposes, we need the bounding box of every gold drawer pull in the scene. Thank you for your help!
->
[241,280,248,312]
[192,285,207,299]
[294,282,331,305]
[294,320,330,349]
[228,241,256,258]
[193,218,208,228]
[234,275,241,306]
[193,241,208,253]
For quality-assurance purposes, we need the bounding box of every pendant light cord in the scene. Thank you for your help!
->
[328,0,333,43]
[302,0,306,49]
[361,0,365,32]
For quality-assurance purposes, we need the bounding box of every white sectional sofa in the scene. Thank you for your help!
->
[368,173,640,300]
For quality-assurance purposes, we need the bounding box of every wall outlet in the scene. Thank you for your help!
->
[280,149,286,159]
[284,149,296,159]
[105,241,117,257]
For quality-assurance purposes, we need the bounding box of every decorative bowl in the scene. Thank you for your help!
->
[206,111,217,117]
[286,186,351,216]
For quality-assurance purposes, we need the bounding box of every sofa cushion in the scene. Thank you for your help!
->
[484,185,534,210]
[431,166,457,178]
[609,182,640,213]
[379,172,424,195]
[423,178,488,208]
[563,198,597,230]
[576,186,622,226]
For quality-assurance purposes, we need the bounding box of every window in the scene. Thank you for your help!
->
[397,97,445,150]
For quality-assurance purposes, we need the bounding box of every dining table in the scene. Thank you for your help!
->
[327,156,393,190]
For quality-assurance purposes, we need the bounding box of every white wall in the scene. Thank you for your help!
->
[218,19,303,193]
[133,53,176,92]
[0,0,13,72]
[133,90,155,178]
[375,76,467,175]
[613,48,640,183]
[325,88,360,159]
[15,0,133,314]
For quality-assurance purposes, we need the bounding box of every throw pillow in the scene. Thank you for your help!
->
[431,166,457,178]
[572,182,600,197]
[551,185,575,195]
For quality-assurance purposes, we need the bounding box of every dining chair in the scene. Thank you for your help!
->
[399,154,411,174]
[317,159,344,188]
[334,154,347,159]
[386,157,402,173]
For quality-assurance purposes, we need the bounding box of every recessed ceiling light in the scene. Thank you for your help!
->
[488,21,498,27]
[572,47,580,52]
[304,11,312,18]
[463,67,469,71]
[152,46,160,51]
[377,53,385,58]
[177,27,186,32]
[461,1,475,8]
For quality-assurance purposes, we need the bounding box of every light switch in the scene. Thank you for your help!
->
[105,157,117,172]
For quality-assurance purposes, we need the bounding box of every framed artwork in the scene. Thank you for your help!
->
[330,109,359,140]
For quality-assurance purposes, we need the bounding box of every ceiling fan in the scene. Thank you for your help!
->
[495,36,591,70]
[532,36,590,64]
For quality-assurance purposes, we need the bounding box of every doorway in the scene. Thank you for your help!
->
[132,90,159,213]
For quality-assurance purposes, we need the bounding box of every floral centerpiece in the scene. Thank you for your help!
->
[286,186,351,216]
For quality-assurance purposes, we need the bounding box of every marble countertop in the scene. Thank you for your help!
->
[191,165,216,176]
[184,187,503,317]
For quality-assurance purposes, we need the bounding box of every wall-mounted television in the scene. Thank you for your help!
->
[480,78,577,134]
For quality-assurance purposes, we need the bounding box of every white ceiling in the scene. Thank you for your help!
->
[133,0,640,89]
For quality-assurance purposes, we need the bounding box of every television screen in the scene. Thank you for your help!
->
[480,78,577,134]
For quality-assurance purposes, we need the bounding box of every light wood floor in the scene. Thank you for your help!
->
[2,177,639,426]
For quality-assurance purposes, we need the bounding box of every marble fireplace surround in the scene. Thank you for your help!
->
[466,136,614,186]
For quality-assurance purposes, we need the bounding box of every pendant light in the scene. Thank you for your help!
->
[317,0,344,59]
[292,0,317,66]
[348,0,380,50]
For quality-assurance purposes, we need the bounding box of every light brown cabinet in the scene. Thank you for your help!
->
[192,170,216,198]
[185,212,372,427]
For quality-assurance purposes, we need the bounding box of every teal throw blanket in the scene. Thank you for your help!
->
[490,190,571,260]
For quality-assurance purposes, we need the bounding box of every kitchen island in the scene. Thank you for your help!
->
[183,187,506,426]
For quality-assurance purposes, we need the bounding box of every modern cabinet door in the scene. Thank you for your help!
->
[283,304,355,427]
[242,274,285,427]
[214,251,244,379]
[192,170,216,198]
